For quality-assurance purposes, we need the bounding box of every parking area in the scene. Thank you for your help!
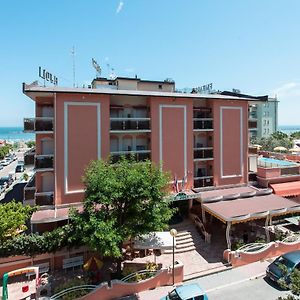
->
[0,148,32,201]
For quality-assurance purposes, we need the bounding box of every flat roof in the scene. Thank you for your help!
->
[31,205,83,224]
[202,193,300,223]
[23,83,259,102]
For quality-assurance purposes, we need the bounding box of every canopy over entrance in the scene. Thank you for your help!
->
[270,181,300,197]
[198,186,300,249]
[202,194,300,224]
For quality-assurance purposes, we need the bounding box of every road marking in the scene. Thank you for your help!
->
[205,272,266,293]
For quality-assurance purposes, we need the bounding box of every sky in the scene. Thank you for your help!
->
[0,0,300,126]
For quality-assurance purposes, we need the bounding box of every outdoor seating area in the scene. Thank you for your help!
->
[122,246,160,261]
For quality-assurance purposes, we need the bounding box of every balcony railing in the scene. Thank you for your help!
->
[194,149,213,160]
[35,155,54,170]
[193,107,212,119]
[24,118,54,132]
[194,177,214,188]
[24,148,35,165]
[24,176,36,202]
[193,119,213,130]
[249,112,258,119]
[110,118,150,131]
[110,151,151,163]
[248,120,257,129]
[35,192,54,206]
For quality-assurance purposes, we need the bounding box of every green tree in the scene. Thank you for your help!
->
[0,201,36,242]
[271,131,289,140]
[71,158,175,275]
[0,145,11,160]
[290,132,300,140]
[26,140,35,148]
[277,265,300,299]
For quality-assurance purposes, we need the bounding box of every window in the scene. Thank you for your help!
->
[158,84,162,89]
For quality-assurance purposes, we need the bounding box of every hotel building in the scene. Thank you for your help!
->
[23,78,262,230]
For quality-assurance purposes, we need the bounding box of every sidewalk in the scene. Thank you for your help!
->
[138,258,273,299]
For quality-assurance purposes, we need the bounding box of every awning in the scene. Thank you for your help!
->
[270,181,300,197]
[202,193,300,224]
[31,205,83,224]
[133,232,174,250]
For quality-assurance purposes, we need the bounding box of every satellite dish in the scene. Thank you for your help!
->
[92,58,101,76]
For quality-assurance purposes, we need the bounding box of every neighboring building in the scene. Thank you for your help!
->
[220,91,278,140]
[249,97,279,140]
[22,78,261,231]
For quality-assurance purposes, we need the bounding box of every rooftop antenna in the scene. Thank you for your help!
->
[92,58,101,77]
[71,46,76,87]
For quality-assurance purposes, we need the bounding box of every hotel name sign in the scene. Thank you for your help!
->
[39,67,58,85]
[195,83,213,93]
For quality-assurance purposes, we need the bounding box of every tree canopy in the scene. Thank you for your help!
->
[252,131,293,152]
[0,201,36,242]
[71,158,175,261]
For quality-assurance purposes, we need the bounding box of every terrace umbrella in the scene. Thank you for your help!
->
[251,144,262,148]
[274,146,287,152]
[289,148,300,152]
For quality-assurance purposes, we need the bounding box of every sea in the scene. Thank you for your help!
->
[0,127,35,142]
[278,125,300,135]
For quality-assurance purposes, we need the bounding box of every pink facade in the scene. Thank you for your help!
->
[224,241,300,267]
[23,84,254,226]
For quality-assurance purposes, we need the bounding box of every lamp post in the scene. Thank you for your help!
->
[170,228,178,286]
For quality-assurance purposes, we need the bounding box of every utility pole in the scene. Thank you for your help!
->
[71,46,76,87]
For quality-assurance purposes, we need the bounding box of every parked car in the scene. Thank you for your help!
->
[0,176,13,188]
[266,250,300,284]
[15,164,24,173]
[1,159,11,166]
[160,283,208,300]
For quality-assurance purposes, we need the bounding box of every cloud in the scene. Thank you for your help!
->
[271,82,300,125]
[116,1,124,14]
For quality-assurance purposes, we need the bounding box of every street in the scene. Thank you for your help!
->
[206,276,288,300]
[0,148,32,202]
[138,259,291,300]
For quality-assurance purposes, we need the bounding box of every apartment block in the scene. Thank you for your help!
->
[23,78,260,229]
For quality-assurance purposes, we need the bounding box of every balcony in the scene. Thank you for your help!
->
[193,107,212,119]
[110,118,151,132]
[193,119,213,131]
[248,120,257,130]
[110,150,151,163]
[194,177,214,188]
[24,117,54,133]
[35,192,54,206]
[24,148,35,166]
[24,176,36,205]
[35,155,54,171]
[194,149,213,161]
[249,112,258,120]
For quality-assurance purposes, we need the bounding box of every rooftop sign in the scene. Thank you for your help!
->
[39,67,58,85]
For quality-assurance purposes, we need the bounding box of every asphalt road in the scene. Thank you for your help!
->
[0,148,33,201]
[207,276,289,300]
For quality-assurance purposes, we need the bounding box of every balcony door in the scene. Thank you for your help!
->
[41,138,54,155]
[42,106,54,117]
[42,173,54,192]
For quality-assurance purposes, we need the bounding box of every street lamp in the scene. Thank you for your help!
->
[170,228,177,286]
